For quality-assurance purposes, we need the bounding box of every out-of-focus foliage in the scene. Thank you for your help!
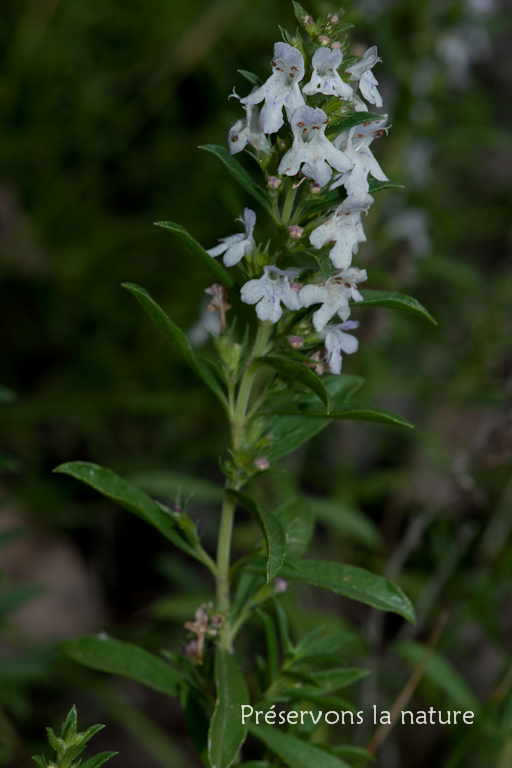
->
[1,0,511,766]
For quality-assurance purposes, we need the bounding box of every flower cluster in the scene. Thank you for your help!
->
[206,9,389,375]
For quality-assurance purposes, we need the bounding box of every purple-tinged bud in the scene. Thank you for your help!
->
[310,182,322,194]
[330,14,339,23]
[331,41,342,50]
[318,35,330,46]
[275,578,288,594]
[288,335,304,349]
[254,457,269,471]
[267,176,282,190]
[288,225,304,239]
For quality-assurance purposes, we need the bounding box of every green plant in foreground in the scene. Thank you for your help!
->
[32,706,116,768]
[52,4,436,766]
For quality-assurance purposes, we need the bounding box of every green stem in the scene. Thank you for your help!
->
[281,182,297,226]
[215,321,272,650]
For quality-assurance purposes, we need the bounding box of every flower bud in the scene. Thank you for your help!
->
[318,35,330,46]
[254,457,269,471]
[288,225,304,239]
[288,335,304,349]
[310,182,322,194]
[267,175,282,190]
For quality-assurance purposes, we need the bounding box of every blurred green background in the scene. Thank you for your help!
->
[1,0,511,766]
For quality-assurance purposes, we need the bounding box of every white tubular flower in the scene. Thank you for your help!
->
[302,48,353,100]
[331,118,388,198]
[207,208,256,267]
[299,267,367,332]
[241,265,301,323]
[346,46,383,108]
[278,106,352,188]
[228,95,272,156]
[322,321,360,374]
[310,195,373,270]
[241,43,305,134]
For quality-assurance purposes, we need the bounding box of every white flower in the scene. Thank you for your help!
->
[331,117,388,198]
[299,267,367,332]
[302,48,353,100]
[241,43,305,134]
[346,46,383,108]
[278,106,352,188]
[227,94,271,156]
[241,266,301,323]
[309,196,373,270]
[322,321,360,374]
[207,208,256,267]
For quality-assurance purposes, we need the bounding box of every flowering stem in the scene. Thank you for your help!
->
[216,321,273,650]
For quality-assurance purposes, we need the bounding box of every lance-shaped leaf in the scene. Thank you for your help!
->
[368,178,405,194]
[122,283,227,407]
[231,491,286,581]
[81,753,118,768]
[63,635,185,697]
[260,355,330,412]
[261,376,364,464]
[208,649,250,768]
[250,725,351,768]
[154,222,236,289]
[54,462,211,567]
[200,145,271,213]
[248,559,415,623]
[280,560,415,623]
[265,403,413,429]
[355,289,436,324]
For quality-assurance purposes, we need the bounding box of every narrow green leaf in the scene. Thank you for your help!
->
[356,289,437,325]
[250,725,350,768]
[257,610,279,685]
[54,462,206,564]
[261,355,330,411]
[231,491,286,581]
[200,144,271,212]
[281,560,415,623]
[311,667,369,691]
[63,635,185,697]
[267,404,413,429]
[395,641,480,711]
[154,222,235,289]
[122,283,227,406]
[237,69,261,87]
[208,649,249,768]
[81,752,118,768]
[263,414,330,463]
[307,496,381,548]
[332,745,375,762]
[293,628,352,658]
[274,498,314,559]
[261,375,363,463]
[368,178,405,194]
